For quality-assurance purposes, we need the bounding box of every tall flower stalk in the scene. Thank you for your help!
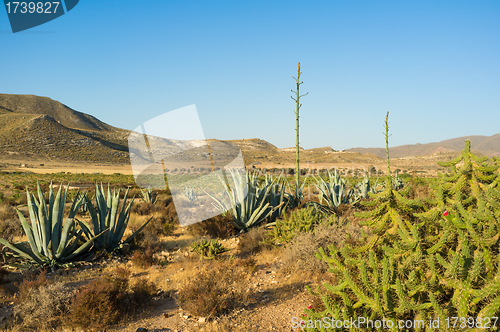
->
[291,62,308,201]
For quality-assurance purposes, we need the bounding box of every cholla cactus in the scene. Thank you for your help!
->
[190,238,228,260]
[305,140,500,332]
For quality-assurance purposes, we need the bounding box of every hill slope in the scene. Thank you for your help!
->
[347,134,500,158]
[0,94,129,163]
[1,93,498,167]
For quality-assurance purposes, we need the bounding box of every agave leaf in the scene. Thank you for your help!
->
[47,181,54,226]
[60,229,108,263]
[119,187,131,219]
[36,183,51,249]
[15,209,45,261]
[61,229,83,258]
[0,239,44,264]
[51,184,63,256]
[112,204,133,246]
[55,218,76,259]
[26,191,43,254]
[76,219,94,241]
[96,184,107,232]
[67,189,83,219]
[106,183,112,210]
[106,190,120,245]
[46,240,55,260]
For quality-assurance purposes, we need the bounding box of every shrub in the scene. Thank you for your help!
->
[177,260,252,317]
[281,220,367,274]
[13,281,73,330]
[68,278,121,329]
[130,227,163,253]
[234,256,257,273]
[0,205,22,242]
[237,227,271,256]
[129,277,158,305]
[15,270,48,304]
[146,213,176,237]
[67,268,131,330]
[130,246,156,268]
[187,213,236,239]
[132,202,157,216]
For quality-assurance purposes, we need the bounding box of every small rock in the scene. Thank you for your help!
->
[136,328,148,332]
[199,317,206,323]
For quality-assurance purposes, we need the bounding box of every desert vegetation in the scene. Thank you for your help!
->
[1,137,495,331]
[0,100,498,331]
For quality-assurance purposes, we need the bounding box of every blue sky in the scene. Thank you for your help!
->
[1,1,499,150]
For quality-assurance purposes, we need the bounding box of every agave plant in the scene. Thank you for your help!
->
[392,175,405,190]
[80,184,151,251]
[355,176,380,200]
[140,187,157,204]
[0,183,106,267]
[311,169,357,214]
[205,169,277,230]
[183,188,196,203]
[264,173,293,221]
[79,192,90,214]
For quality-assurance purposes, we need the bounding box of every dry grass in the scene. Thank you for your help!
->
[280,219,367,275]
[176,259,254,318]
[0,204,23,243]
[12,281,73,330]
[187,213,237,239]
[237,227,272,257]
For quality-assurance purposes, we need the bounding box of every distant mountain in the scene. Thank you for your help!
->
[0,94,115,132]
[347,134,500,158]
[1,93,498,166]
[0,93,130,163]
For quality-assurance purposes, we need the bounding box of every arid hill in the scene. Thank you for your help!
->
[0,93,129,163]
[347,134,500,158]
[0,93,497,170]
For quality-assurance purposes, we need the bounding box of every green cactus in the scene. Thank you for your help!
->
[304,140,500,332]
[354,176,424,238]
[264,207,328,245]
[416,140,500,225]
[190,238,228,259]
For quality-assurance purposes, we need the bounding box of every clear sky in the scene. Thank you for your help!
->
[1,1,499,150]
